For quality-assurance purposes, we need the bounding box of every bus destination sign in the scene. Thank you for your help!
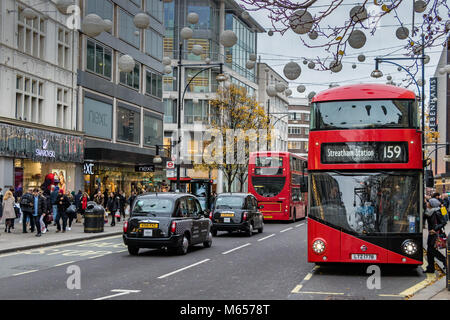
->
[321,142,408,164]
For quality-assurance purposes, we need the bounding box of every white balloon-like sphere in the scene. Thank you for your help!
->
[349,5,368,22]
[289,10,313,35]
[164,65,173,74]
[118,55,135,73]
[414,0,427,13]
[395,26,409,40]
[330,61,343,73]
[348,30,366,49]
[82,14,105,38]
[357,54,366,62]
[162,56,172,66]
[220,30,238,47]
[308,31,318,40]
[308,61,315,69]
[423,55,430,64]
[308,91,316,100]
[205,58,211,64]
[285,89,292,97]
[268,30,274,36]
[180,27,193,40]
[103,19,113,32]
[245,60,255,70]
[249,53,257,61]
[352,64,357,69]
[187,12,199,25]
[266,86,277,97]
[283,61,302,80]
[134,13,150,29]
[192,44,203,56]
[297,85,306,93]
[55,0,74,15]
[275,83,286,93]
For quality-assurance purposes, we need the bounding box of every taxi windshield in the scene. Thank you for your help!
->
[132,198,173,216]
[215,196,244,209]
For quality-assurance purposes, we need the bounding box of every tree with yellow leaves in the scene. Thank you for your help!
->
[194,84,273,192]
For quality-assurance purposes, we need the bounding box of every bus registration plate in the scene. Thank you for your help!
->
[351,254,377,261]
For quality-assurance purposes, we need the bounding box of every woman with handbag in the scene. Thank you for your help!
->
[65,191,77,231]
[2,190,16,233]
[423,198,447,273]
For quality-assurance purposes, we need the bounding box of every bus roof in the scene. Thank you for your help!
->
[249,151,307,161]
[311,83,416,103]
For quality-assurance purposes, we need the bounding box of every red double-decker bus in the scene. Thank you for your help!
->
[248,151,308,221]
[307,83,423,265]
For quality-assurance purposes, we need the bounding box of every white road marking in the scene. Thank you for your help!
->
[94,289,141,300]
[221,243,251,255]
[157,259,211,279]
[295,223,305,228]
[54,261,76,267]
[280,227,293,233]
[12,270,38,276]
[257,234,275,242]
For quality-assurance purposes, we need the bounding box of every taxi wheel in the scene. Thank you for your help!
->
[203,232,213,248]
[128,246,139,256]
[211,229,217,237]
[177,235,189,255]
[258,222,264,233]
[246,224,253,237]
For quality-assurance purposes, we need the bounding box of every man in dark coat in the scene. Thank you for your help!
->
[20,188,36,233]
[32,189,47,237]
[423,198,447,273]
[55,190,71,233]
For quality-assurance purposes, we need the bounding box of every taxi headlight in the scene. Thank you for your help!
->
[312,239,326,254]
[401,240,418,256]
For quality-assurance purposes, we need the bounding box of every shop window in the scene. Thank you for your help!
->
[143,112,163,147]
[145,70,162,98]
[86,39,112,79]
[120,62,140,91]
[117,106,140,144]
[119,8,140,49]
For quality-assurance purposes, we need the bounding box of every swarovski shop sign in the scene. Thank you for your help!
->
[0,123,84,163]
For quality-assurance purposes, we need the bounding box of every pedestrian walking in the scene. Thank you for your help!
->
[0,187,3,221]
[50,185,59,224]
[94,190,105,207]
[2,190,16,233]
[55,189,70,233]
[65,191,77,231]
[80,192,89,215]
[32,188,47,237]
[441,193,449,222]
[118,190,126,222]
[20,188,36,233]
[423,198,447,273]
[107,192,119,227]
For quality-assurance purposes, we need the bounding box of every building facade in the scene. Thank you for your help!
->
[0,0,84,195]
[287,97,310,158]
[78,0,165,197]
[162,0,264,192]
[429,38,449,193]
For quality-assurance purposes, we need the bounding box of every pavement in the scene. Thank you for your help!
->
[0,215,123,255]
[0,214,449,300]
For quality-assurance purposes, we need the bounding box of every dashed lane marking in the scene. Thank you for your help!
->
[257,234,275,242]
[157,259,211,279]
[12,270,38,276]
[295,223,305,228]
[54,261,76,267]
[280,227,293,233]
[221,243,251,255]
[94,289,141,301]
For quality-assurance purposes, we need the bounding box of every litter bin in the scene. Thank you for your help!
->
[84,202,104,233]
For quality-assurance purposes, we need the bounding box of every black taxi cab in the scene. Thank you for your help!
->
[210,193,264,237]
[123,193,212,255]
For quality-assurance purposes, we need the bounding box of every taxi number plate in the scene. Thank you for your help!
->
[140,223,158,229]
[143,229,153,237]
[221,213,234,217]
[224,218,231,223]
[351,254,377,261]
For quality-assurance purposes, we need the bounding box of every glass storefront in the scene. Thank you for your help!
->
[83,164,166,198]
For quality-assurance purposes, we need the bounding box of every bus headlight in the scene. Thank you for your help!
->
[401,240,417,256]
[312,239,326,254]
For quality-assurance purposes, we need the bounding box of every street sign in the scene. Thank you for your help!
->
[166,169,175,178]
[166,161,175,169]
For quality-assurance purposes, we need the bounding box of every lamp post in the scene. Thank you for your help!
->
[174,42,226,192]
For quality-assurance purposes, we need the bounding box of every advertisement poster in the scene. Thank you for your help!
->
[52,169,67,193]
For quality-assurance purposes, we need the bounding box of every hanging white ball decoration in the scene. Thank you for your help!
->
[308,61,315,69]
[357,54,366,62]
[22,8,38,20]
[289,10,313,35]
[103,19,113,32]
[386,75,392,81]
[249,53,257,61]
[329,60,343,73]
[352,64,357,69]
[397,67,402,72]
[423,55,430,64]
[55,0,74,15]
[180,27,193,40]
[205,58,211,64]
[191,44,203,56]
[285,89,292,97]
[187,12,199,25]
[246,60,255,69]
[220,30,238,47]
[303,60,308,65]
[81,14,105,38]
[118,55,135,73]
[133,13,150,29]
[266,85,277,97]
[395,26,409,40]
[297,85,306,93]
[275,83,286,93]
[162,56,172,66]
[268,30,274,36]
[348,30,366,49]
[349,5,368,22]
[283,61,302,80]
[308,31,318,40]
[164,65,173,74]
[413,0,427,13]
[308,91,316,100]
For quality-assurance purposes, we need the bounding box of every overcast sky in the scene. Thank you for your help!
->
[239,0,447,101]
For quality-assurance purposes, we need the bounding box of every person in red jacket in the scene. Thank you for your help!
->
[80,192,89,215]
